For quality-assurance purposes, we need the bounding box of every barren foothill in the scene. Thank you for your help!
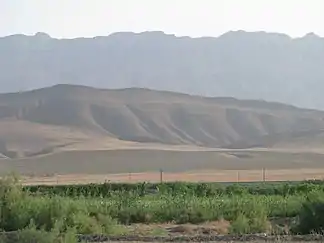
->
[1,85,324,160]
[1,149,324,178]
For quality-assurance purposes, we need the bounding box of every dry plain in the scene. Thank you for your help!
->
[1,148,324,184]
[2,85,324,185]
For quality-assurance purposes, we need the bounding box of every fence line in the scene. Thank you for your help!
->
[18,167,324,185]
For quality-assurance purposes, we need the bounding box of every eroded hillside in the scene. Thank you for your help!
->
[1,85,324,157]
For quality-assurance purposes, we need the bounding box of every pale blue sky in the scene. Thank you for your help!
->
[1,0,323,38]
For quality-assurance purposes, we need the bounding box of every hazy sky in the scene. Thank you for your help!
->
[1,0,323,38]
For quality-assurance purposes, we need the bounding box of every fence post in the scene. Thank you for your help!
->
[262,168,266,182]
[237,171,240,183]
[159,169,163,183]
[128,172,132,182]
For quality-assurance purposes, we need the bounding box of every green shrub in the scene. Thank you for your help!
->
[230,214,250,234]
[3,220,78,243]
[230,213,269,234]
[294,191,324,234]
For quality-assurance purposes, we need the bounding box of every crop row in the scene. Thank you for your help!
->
[2,176,324,239]
[1,181,323,235]
[24,180,324,197]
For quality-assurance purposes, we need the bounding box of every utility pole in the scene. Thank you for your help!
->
[262,168,266,182]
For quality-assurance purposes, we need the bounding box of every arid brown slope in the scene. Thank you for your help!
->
[1,84,324,158]
[224,129,324,149]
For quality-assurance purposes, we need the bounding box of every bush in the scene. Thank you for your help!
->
[0,221,78,243]
[294,192,324,234]
[230,214,250,234]
[0,176,121,236]
[230,213,270,234]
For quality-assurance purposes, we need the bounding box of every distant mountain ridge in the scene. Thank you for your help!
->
[1,84,324,158]
[1,30,324,109]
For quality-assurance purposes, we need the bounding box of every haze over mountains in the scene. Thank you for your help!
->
[1,84,324,158]
[1,30,324,109]
[1,30,324,159]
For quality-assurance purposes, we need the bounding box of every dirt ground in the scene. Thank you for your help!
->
[3,149,324,176]
[2,149,324,185]
[81,219,320,242]
[106,241,324,243]
[21,168,324,185]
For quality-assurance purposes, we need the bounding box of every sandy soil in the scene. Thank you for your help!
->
[21,168,324,185]
[3,149,324,175]
[2,149,324,185]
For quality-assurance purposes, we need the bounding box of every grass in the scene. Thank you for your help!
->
[2,175,324,242]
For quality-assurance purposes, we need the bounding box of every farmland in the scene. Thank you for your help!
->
[2,176,324,242]
[3,147,324,242]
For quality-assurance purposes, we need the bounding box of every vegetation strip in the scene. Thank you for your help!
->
[24,180,324,197]
[2,175,324,242]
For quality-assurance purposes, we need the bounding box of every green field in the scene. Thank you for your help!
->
[24,179,324,197]
[0,177,324,242]
[2,176,324,242]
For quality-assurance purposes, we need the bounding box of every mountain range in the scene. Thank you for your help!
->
[1,30,324,109]
[1,84,324,158]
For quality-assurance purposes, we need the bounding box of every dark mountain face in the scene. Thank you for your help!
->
[1,30,324,109]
